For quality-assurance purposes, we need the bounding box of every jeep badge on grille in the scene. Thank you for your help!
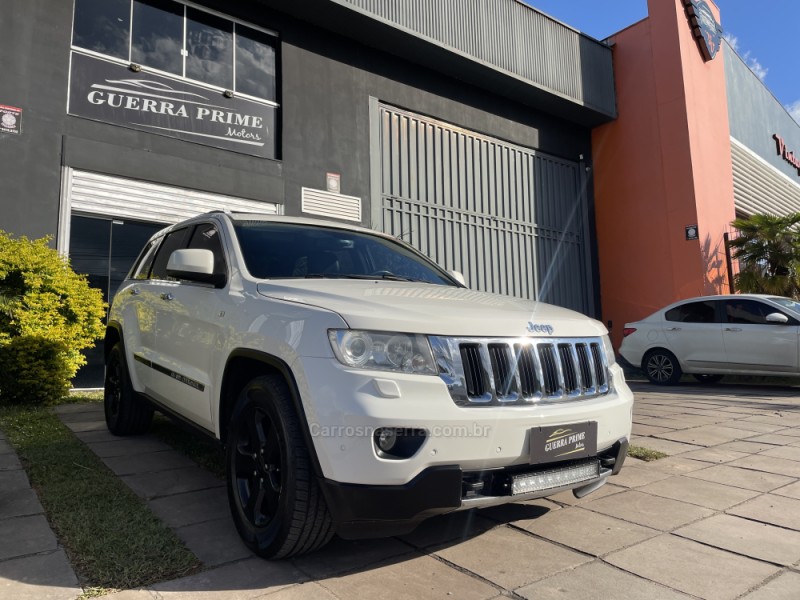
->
[527,322,554,335]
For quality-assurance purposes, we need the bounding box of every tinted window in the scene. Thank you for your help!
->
[665,301,717,323]
[187,223,227,280]
[150,228,189,280]
[724,299,777,325]
[131,237,161,280]
[233,222,454,285]
[186,8,233,88]
[131,0,184,75]
[73,0,131,59]
[236,25,277,101]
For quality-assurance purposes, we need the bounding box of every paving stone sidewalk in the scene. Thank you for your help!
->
[0,429,81,599]
[5,382,800,599]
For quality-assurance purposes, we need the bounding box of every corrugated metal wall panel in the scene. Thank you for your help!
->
[69,170,280,223]
[731,138,800,216]
[338,0,615,115]
[376,104,590,313]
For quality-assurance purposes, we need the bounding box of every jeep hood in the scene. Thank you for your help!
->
[256,280,606,338]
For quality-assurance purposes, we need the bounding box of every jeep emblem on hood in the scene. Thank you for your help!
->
[527,322,554,335]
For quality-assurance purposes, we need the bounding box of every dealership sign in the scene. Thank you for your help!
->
[68,53,276,159]
[773,134,800,177]
[682,0,722,61]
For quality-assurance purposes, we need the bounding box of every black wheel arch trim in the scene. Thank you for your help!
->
[221,348,325,481]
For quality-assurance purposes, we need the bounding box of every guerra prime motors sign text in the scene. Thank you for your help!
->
[68,52,276,159]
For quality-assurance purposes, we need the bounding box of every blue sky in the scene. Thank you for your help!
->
[524,1,800,122]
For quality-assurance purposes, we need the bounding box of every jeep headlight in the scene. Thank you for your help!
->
[602,334,617,367]
[328,330,437,375]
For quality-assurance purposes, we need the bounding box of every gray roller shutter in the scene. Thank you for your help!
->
[65,169,281,223]
[372,102,592,314]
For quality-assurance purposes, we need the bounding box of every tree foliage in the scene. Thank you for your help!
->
[0,231,106,404]
[729,213,800,297]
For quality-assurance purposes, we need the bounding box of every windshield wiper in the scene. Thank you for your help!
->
[305,273,433,283]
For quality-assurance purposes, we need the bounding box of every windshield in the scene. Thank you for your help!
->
[232,221,457,286]
[768,296,800,314]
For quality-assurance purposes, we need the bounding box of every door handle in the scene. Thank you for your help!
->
[161,293,175,302]
[725,327,742,332]
[666,327,681,331]
[130,288,140,296]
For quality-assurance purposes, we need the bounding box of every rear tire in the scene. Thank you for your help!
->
[692,374,723,384]
[643,349,682,385]
[226,374,333,559]
[104,343,154,435]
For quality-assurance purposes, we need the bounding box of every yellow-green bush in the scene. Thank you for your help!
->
[0,336,72,404]
[0,231,106,404]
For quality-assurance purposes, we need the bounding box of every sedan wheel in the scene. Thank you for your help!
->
[643,349,682,385]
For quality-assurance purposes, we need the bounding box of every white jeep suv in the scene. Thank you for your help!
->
[104,211,633,558]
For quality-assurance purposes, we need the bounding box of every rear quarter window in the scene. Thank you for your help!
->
[665,300,717,323]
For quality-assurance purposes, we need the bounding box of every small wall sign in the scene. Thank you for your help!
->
[686,225,699,240]
[326,172,341,193]
[0,104,22,135]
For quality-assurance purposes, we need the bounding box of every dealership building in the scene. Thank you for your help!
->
[1,0,799,383]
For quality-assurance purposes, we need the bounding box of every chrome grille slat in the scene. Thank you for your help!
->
[430,336,612,406]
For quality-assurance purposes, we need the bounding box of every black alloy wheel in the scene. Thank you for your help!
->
[104,342,153,435]
[643,349,682,385]
[232,404,284,529]
[226,375,333,559]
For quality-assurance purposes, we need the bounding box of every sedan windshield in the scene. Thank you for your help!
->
[233,221,456,286]
[768,296,800,314]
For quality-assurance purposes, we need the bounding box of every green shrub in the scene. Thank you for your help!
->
[0,231,105,404]
[0,336,72,404]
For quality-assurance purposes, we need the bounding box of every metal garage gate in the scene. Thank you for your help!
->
[372,103,593,314]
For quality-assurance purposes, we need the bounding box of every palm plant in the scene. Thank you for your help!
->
[729,212,800,297]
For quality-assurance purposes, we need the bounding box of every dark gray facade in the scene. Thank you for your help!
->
[1,0,613,323]
[725,41,800,180]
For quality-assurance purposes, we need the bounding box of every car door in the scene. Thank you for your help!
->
[127,227,189,398]
[145,222,229,431]
[721,299,799,372]
[662,300,726,370]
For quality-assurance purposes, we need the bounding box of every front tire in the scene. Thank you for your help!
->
[643,349,682,385]
[104,343,154,435]
[226,375,333,559]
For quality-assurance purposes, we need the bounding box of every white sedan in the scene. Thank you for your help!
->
[619,294,800,385]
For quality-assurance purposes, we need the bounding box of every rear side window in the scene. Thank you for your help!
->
[130,237,161,280]
[150,228,189,280]
[665,300,717,323]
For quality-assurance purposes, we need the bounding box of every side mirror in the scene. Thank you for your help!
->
[448,270,466,286]
[167,249,226,288]
[766,312,789,324]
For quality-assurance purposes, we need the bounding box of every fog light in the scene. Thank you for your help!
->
[376,428,397,452]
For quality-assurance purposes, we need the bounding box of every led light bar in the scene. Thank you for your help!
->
[511,460,600,495]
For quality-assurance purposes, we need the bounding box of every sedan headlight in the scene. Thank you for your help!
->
[328,330,437,375]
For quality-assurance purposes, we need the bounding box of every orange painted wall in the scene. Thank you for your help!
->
[593,0,736,349]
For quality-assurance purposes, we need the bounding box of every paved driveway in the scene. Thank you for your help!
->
[8,381,800,598]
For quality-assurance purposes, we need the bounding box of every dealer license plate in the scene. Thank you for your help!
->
[530,422,597,464]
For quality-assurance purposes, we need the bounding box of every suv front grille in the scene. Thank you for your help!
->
[430,337,610,406]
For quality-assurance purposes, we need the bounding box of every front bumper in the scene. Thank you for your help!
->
[295,357,634,486]
[322,437,628,539]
